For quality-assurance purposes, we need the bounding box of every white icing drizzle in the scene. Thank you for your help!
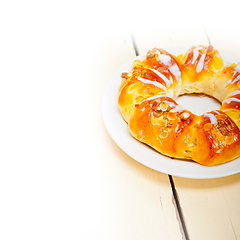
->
[150,69,172,87]
[182,112,190,118]
[170,104,185,113]
[169,75,173,85]
[155,50,182,83]
[136,94,167,105]
[231,75,240,85]
[226,64,240,85]
[156,50,172,65]
[169,64,182,84]
[226,90,240,98]
[204,113,217,125]
[235,64,240,73]
[196,53,206,73]
[175,124,180,133]
[137,77,167,91]
[223,97,240,104]
[192,46,202,64]
[162,101,176,108]
[227,79,232,85]
[213,110,220,115]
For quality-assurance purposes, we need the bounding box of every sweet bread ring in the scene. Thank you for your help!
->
[118,45,240,166]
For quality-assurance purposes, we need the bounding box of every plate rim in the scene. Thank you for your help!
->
[101,47,240,179]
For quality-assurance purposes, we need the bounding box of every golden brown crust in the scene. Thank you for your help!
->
[118,45,240,166]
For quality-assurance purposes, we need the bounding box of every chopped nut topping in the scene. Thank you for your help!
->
[166,120,178,127]
[160,102,168,111]
[146,51,154,59]
[121,72,128,78]
[215,119,232,136]
[159,131,168,139]
[135,96,144,104]
[152,111,161,118]
[180,112,190,120]
[192,137,198,146]
[204,123,213,132]
[152,101,158,109]
[207,45,213,53]
[151,104,181,128]
[167,112,177,121]
[216,114,228,121]
[225,135,235,145]
[151,117,165,126]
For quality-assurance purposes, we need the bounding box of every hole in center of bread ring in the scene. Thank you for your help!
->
[176,93,221,116]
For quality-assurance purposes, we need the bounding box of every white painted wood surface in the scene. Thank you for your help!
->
[134,25,240,240]
[91,33,183,240]
[1,1,240,240]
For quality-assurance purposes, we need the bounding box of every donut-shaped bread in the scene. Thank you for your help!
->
[118,45,240,166]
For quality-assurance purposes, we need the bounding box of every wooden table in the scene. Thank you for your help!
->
[1,2,240,239]
[92,26,240,240]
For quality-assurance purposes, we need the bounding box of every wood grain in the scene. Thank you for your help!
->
[133,24,240,240]
[91,32,183,239]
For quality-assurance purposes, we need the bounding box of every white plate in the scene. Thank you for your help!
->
[101,47,240,179]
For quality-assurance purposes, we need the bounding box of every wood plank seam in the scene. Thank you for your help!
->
[131,32,139,56]
[203,25,212,45]
[169,175,190,240]
[131,32,190,240]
